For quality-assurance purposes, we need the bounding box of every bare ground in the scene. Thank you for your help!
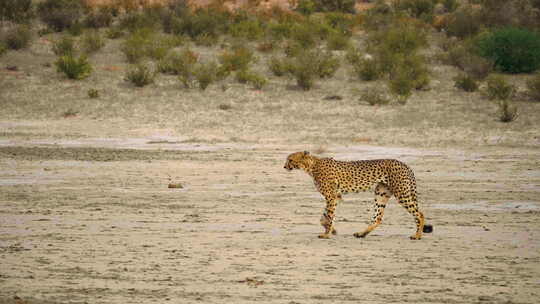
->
[0,137,539,304]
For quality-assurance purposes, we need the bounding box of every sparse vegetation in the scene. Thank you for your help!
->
[497,100,519,122]
[87,88,99,98]
[125,63,155,87]
[360,87,390,106]
[52,35,76,56]
[158,48,198,75]
[0,0,33,24]
[2,24,32,50]
[37,0,83,32]
[81,30,105,54]
[55,54,92,80]
[454,74,479,92]
[219,45,256,73]
[235,69,267,89]
[486,75,516,100]
[194,61,219,90]
[268,56,292,77]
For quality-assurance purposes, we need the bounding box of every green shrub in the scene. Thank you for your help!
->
[268,56,292,77]
[125,63,155,87]
[158,48,198,75]
[0,42,7,56]
[146,36,178,61]
[326,30,350,50]
[346,48,382,81]
[52,35,76,56]
[3,24,32,50]
[87,88,99,98]
[287,48,338,90]
[37,0,83,32]
[106,26,124,39]
[0,0,33,24]
[180,8,229,40]
[120,29,175,63]
[289,53,318,90]
[119,11,160,33]
[290,22,319,48]
[235,69,267,89]
[362,1,394,31]
[442,0,459,13]
[295,0,356,14]
[313,50,340,78]
[444,8,481,39]
[324,12,355,36]
[453,73,478,92]
[193,32,219,46]
[81,30,104,54]
[84,7,114,28]
[526,73,540,101]
[55,54,92,80]
[393,0,435,19]
[194,61,218,90]
[67,21,84,36]
[497,100,518,122]
[355,58,382,81]
[219,45,256,73]
[121,31,149,63]
[369,19,427,55]
[266,22,293,41]
[388,63,417,104]
[229,19,265,40]
[360,87,390,106]
[475,27,540,73]
[485,75,516,100]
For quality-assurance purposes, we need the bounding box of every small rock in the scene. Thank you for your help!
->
[168,183,184,189]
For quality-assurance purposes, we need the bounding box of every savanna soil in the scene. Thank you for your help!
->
[0,134,539,304]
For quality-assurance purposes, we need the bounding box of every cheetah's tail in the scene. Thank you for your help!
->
[423,224,433,233]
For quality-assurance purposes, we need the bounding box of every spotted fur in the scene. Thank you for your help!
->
[284,151,433,240]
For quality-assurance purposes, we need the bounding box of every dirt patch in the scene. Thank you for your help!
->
[1,142,539,304]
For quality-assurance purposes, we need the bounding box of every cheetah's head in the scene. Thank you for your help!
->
[284,151,312,171]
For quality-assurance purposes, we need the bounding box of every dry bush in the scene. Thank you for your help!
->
[194,61,219,90]
[81,29,105,54]
[157,48,198,75]
[485,75,516,101]
[497,100,519,123]
[359,87,390,106]
[2,24,32,50]
[125,63,155,87]
[526,73,540,101]
[453,73,478,92]
[37,0,84,32]
[219,45,256,73]
[444,7,481,39]
[235,69,267,89]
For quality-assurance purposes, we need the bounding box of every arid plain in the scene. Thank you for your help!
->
[1,6,540,303]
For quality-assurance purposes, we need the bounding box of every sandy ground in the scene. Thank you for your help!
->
[1,134,539,304]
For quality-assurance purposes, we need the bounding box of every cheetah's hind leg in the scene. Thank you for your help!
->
[354,183,391,239]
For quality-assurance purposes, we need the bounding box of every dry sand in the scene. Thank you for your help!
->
[0,135,539,304]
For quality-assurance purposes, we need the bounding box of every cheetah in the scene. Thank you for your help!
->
[284,151,433,240]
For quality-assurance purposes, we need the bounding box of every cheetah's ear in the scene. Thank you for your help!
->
[303,151,310,156]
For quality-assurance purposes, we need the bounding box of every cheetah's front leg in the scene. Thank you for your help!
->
[319,196,338,239]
